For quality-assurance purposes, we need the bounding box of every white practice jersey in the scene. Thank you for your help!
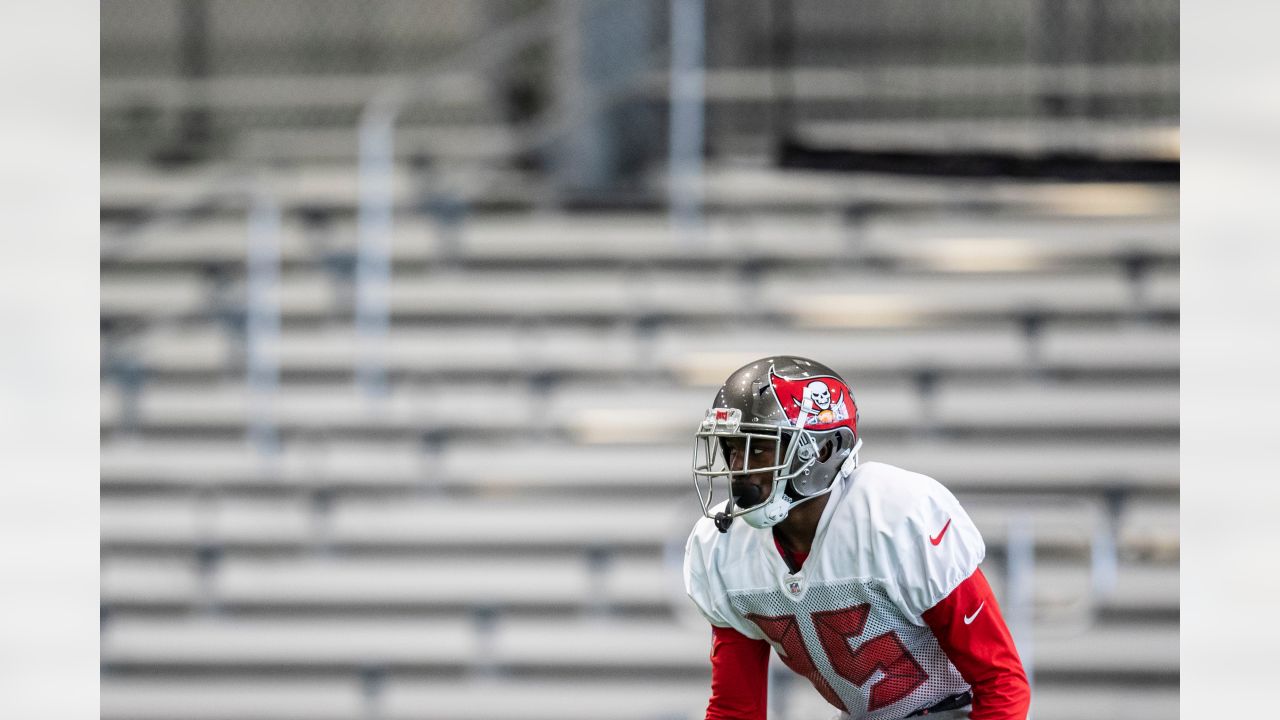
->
[684,461,985,719]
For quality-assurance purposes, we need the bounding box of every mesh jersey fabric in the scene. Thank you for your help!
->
[684,461,986,719]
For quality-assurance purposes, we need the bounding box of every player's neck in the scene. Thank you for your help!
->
[772,493,829,555]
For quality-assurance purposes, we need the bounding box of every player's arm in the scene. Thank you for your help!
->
[704,625,770,720]
[684,524,769,719]
[921,568,1031,720]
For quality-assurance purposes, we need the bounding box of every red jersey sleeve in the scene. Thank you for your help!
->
[921,567,1031,720]
[704,625,771,720]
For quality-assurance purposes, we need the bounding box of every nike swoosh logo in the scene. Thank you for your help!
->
[964,601,985,625]
[929,518,952,546]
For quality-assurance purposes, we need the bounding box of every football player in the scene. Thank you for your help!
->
[684,357,1030,719]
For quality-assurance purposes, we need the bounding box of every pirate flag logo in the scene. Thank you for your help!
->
[768,367,857,432]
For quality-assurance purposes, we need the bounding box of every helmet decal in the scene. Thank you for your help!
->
[693,356,864,532]
[768,367,858,433]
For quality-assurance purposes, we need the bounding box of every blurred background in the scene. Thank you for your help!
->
[99,1,1178,719]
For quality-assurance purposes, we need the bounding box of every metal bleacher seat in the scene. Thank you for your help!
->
[101,214,448,270]
[700,165,1179,217]
[650,324,1029,382]
[758,270,1134,325]
[108,375,928,439]
[660,63,1175,104]
[263,327,520,375]
[261,324,643,376]
[100,163,242,209]
[324,498,685,550]
[603,556,680,608]
[101,678,367,720]
[243,124,520,163]
[460,215,702,261]
[101,271,212,318]
[99,433,1176,535]
[434,439,1178,495]
[1038,322,1179,372]
[387,269,745,320]
[98,433,1178,501]
[115,316,1179,383]
[102,616,479,667]
[101,499,205,546]
[856,216,1179,270]
[130,325,238,374]
[797,119,1177,159]
[104,678,709,720]
[932,380,1180,430]
[97,210,1005,271]
[103,550,1175,620]
[265,272,346,318]
[1141,267,1180,313]
[1019,686,1179,720]
[100,439,262,486]
[103,218,315,266]
[1034,622,1178,675]
[455,213,850,263]
[211,557,594,608]
[776,617,1179,718]
[1103,563,1180,613]
[865,440,1179,493]
[783,681,1178,720]
[102,494,1176,559]
[212,550,670,607]
[100,163,419,211]
[980,560,1179,619]
[491,617,706,669]
[544,380,923,444]
[109,614,1172,686]
[101,66,490,116]
[102,554,673,612]
[101,558,200,606]
[274,164,544,210]
[1117,500,1180,558]
[437,442,687,491]
[101,497,310,547]
[959,499,1101,551]
[112,380,539,434]
[100,438,428,489]
[490,615,1177,677]
[379,679,708,720]
[100,382,124,427]
[390,270,635,318]
[106,676,1181,720]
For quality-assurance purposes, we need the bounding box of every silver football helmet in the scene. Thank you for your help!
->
[692,356,862,532]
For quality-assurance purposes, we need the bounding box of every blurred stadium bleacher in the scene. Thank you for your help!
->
[101,2,1178,719]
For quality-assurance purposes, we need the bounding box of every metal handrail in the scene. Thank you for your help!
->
[244,174,283,455]
[668,0,706,237]
[101,165,284,455]
[354,8,561,397]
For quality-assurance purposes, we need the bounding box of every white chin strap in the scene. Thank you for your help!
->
[740,478,793,529]
[739,439,862,530]
[838,439,863,476]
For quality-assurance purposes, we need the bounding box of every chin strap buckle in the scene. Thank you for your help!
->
[713,512,732,533]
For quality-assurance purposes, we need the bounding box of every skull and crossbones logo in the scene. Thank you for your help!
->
[770,367,853,429]
[805,380,838,424]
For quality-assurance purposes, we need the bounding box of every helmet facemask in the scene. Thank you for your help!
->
[693,407,858,531]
